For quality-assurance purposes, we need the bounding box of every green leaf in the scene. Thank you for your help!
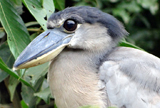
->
[8,76,19,101]
[137,0,159,15]
[25,21,39,27]
[21,77,44,107]
[34,87,51,104]
[25,62,49,86]
[54,103,58,108]
[0,43,14,68]
[0,70,8,82]
[54,0,65,10]
[119,39,144,51]
[41,79,50,90]
[21,83,37,107]
[22,0,55,30]
[0,58,32,88]
[36,78,51,104]
[113,8,130,24]
[21,100,29,108]
[0,0,30,59]
[29,32,40,40]
[112,1,142,24]
[20,63,49,106]
[0,30,5,39]
[12,0,22,5]
[11,0,23,15]
[43,0,55,18]
[109,0,119,3]
[0,43,14,82]
[118,1,141,13]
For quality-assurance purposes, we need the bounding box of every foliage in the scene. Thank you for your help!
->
[0,0,55,107]
[0,0,159,108]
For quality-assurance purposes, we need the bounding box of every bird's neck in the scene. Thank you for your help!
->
[48,50,108,108]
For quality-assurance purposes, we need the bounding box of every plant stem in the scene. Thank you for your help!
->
[0,27,43,32]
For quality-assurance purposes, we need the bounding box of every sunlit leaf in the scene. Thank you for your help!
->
[21,100,29,108]
[0,0,30,59]
[137,0,159,15]
[119,39,144,51]
[22,0,55,30]
[43,0,55,18]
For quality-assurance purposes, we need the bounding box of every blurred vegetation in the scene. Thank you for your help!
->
[0,0,159,108]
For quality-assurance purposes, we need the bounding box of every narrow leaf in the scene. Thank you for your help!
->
[22,0,55,30]
[0,0,30,59]
[0,58,32,88]
[119,40,144,51]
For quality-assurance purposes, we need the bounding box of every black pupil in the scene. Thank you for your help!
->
[64,20,77,31]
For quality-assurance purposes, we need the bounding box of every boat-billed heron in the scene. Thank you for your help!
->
[13,6,160,108]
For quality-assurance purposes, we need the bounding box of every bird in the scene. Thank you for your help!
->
[13,6,160,108]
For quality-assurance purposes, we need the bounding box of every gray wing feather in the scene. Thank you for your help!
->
[99,47,160,108]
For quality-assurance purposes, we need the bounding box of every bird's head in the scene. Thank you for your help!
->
[13,6,128,70]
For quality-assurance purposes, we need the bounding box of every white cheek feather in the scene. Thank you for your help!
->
[69,23,116,52]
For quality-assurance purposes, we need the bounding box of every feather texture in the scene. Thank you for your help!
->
[100,47,160,108]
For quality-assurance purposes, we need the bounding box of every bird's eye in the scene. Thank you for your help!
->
[63,19,77,32]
